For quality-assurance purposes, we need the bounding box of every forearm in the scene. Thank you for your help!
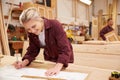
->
[22,59,29,67]
[54,63,63,70]
[14,59,29,69]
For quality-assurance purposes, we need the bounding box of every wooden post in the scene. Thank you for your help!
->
[112,0,118,30]
[51,0,57,19]
[98,10,103,39]
[0,39,2,55]
[44,0,47,17]
[108,4,113,19]
[92,17,98,40]
[0,1,10,55]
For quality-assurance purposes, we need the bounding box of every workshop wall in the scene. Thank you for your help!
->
[2,0,89,26]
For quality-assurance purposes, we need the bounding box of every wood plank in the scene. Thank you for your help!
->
[92,17,98,40]
[21,75,65,80]
[72,43,120,70]
[105,31,119,41]
[72,43,120,55]
[0,1,10,55]
[74,52,120,70]
[98,10,103,39]
[51,0,57,18]
[108,4,113,19]
[112,0,118,29]
[0,40,2,54]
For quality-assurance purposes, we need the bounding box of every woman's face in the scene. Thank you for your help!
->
[23,19,44,35]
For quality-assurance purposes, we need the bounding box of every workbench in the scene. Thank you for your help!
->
[0,55,116,80]
[71,42,120,74]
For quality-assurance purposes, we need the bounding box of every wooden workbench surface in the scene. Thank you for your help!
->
[0,55,116,80]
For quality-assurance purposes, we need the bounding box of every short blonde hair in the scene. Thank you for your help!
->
[19,7,40,25]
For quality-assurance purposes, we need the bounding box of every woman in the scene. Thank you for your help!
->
[13,7,74,76]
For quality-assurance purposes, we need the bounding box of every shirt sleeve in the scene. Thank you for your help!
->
[52,20,73,67]
[100,27,107,40]
[22,34,40,65]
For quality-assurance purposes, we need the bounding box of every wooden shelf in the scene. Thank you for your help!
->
[12,8,23,14]
[4,8,23,20]
[4,15,19,20]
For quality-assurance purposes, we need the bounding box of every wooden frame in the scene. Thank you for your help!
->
[47,8,53,19]
[105,31,119,42]
[38,6,45,17]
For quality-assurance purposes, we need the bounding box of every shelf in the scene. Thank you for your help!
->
[4,8,23,20]
[12,8,23,14]
[4,15,19,20]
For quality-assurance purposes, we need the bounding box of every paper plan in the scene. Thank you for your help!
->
[0,65,88,80]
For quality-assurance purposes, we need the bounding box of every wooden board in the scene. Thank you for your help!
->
[0,40,2,54]
[105,31,119,42]
[0,1,10,55]
[92,17,98,40]
[112,0,118,29]
[72,44,120,70]
[98,10,103,40]
[0,55,119,80]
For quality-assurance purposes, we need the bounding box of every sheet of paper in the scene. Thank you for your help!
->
[0,65,88,80]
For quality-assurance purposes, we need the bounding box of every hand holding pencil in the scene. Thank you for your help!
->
[13,59,29,69]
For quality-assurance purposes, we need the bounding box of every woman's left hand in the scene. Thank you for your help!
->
[45,63,63,76]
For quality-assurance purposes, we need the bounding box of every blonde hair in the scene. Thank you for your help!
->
[19,7,40,25]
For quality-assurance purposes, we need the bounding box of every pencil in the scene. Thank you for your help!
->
[15,50,19,63]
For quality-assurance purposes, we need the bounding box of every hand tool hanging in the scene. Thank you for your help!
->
[5,1,21,31]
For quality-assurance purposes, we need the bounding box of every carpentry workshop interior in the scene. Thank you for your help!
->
[0,0,120,80]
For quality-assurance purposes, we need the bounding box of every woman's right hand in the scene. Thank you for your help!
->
[13,59,29,69]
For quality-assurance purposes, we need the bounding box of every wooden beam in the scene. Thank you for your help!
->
[0,1,10,55]
[112,0,118,29]
[108,4,113,18]
[0,38,2,54]
[51,0,57,19]
[92,17,98,40]
[98,10,103,39]
[98,10,103,31]
[51,0,56,8]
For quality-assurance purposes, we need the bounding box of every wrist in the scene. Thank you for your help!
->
[22,59,29,67]
[55,63,63,70]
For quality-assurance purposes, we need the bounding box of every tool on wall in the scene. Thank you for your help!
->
[5,1,22,31]
[6,2,22,8]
